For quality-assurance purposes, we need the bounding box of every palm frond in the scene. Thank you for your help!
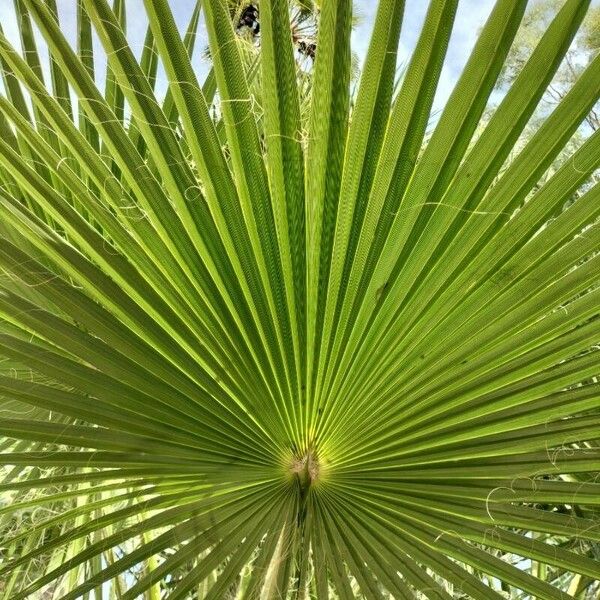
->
[0,0,599,598]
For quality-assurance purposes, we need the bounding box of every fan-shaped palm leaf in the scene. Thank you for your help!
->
[0,0,599,598]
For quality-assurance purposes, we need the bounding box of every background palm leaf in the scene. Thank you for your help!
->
[0,0,599,598]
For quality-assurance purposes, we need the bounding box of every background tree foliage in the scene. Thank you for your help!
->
[497,0,599,130]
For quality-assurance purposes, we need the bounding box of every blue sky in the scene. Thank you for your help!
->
[353,0,499,112]
[2,0,499,109]
[1,0,598,111]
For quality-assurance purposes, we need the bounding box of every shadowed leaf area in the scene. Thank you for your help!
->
[0,0,599,598]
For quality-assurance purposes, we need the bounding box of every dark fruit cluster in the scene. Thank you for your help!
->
[298,40,316,59]
[236,3,317,61]
[237,4,260,35]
